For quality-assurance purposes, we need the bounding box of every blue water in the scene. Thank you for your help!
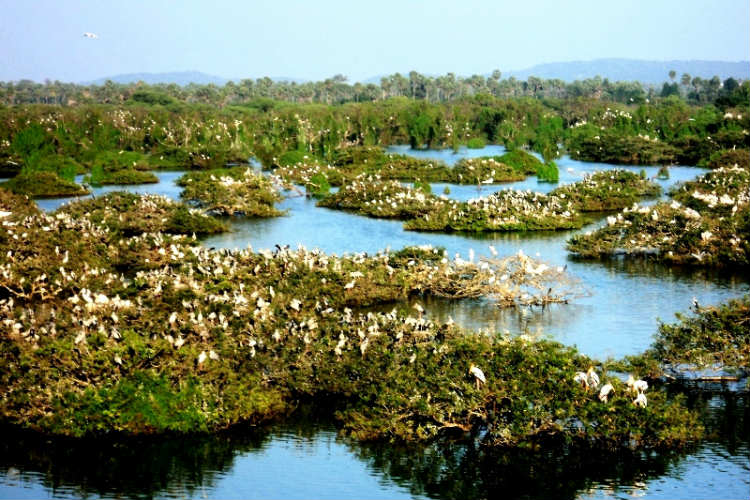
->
[6,146,747,500]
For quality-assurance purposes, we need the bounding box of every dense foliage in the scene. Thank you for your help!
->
[0,89,747,192]
[319,170,661,233]
[2,71,746,107]
[567,165,749,267]
[177,168,283,216]
[1,171,88,198]
[55,192,228,236]
[651,296,750,372]
[0,199,702,449]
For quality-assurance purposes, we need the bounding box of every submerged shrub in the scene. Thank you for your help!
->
[1,171,89,198]
[657,165,670,179]
[317,179,438,220]
[536,161,559,183]
[452,157,527,184]
[498,150,543,174]
[466,137,486,149]
[96,169,159,185]
[701,148,749,170]
[56,192,228,236]
[178,168,283,217]
[567,167,749,267]
[306,172,331,198]
[550,170,661,211]
[651,296,750,372]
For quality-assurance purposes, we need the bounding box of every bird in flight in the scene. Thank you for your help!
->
[83,32,99,39]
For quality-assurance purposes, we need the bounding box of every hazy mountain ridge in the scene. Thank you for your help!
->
[504,59,749,83]
[82,60,748,87]
[362,59,749,85]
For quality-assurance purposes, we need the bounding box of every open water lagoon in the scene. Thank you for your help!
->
[3,146,748,499]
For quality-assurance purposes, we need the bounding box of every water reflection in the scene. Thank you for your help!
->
[1,392,746,500]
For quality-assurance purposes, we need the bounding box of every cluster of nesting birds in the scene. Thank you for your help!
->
[467,363,649,407]
[574,367,649,407]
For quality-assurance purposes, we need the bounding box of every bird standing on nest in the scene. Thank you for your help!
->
[469,363,486,389]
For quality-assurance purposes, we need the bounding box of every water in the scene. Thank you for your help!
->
[1,392,747,499]
[34,171,186,212]
[8,146,748,499]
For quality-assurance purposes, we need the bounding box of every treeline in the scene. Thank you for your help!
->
[1,93,748,184]
[1,70,747,108]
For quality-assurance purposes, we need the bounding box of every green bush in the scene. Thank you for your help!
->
[279,149,310,166]
[306,172,331,198]
[536,161,559,183]
[498,150,543,174]
[1,171,88,198]
[466,137,486,149]
[98,169,159,185]
[413,179,432,194]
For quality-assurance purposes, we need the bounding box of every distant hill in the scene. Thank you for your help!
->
[84,71,308,86]
[502,59,749,83]
[85,71,228,86]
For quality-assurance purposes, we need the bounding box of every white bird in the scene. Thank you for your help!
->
[488,245,498,257]
[574,371,588,389]
[82,32,99,39]
[626,375,648,394]
[598,383,614,403]
[344,280,355,289]
[412,303,424,315]
[197,351,207,364]
[586,366,600,389]
[633,392,647,408]
[469,363,486,389]
[209,350,219,360]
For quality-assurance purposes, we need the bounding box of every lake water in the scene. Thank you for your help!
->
[3,146,748,499]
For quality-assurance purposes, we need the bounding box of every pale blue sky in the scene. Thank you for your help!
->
[1,0,748,83]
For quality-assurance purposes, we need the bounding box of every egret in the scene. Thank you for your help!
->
[574,371,588,389]
[633,392,647,408]
[598,383,614,402]
[469,363,486,389]
[83,32,99,39]
[626,375,648,394]
[197,350,207,364]
[586,366,600,389]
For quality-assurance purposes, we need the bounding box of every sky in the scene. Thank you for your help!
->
[1,0,748,83]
